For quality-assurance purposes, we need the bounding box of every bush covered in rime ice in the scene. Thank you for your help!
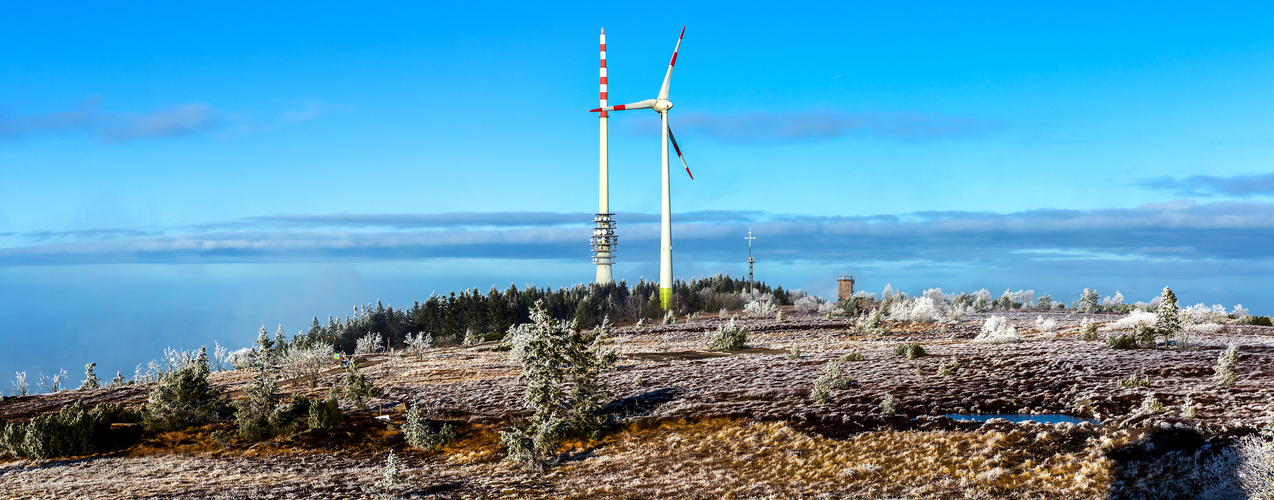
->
[974,316,1020,343]
[794,295,822,314]
[889,297,943,323]
[707,317,749,351]
[354,332,384,355]
[743,296,778,317]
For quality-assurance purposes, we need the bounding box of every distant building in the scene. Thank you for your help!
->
[837,276,855,302]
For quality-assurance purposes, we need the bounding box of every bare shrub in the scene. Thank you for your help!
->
[1233,433,1274,499]
[1034,316,1057,334]
[406,332,434,361]
[11,371,27,396]
[889,297,942,323]
[37,369,68,394]
[278,343,332,388]
[794,295,821,314]
[743,297,778,317]
[974,316,1020,344]
[354,332,384,355]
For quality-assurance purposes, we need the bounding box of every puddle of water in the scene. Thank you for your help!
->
[938,413,1101,425]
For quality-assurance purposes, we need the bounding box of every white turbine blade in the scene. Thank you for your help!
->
[667,122,692,180]
[657,26,685,100]
[590,99,657,112]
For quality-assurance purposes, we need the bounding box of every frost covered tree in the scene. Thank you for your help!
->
[1076,288,1100,313]
[1156,287,1182,347]
[79,363,100,390]
[501,300,616,470]
[146,346,220,432]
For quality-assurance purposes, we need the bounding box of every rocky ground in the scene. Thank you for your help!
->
[1,308,1271,499]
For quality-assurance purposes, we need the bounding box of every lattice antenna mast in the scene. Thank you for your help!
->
[745,228,756,297]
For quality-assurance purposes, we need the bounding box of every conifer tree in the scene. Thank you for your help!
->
[1156,287,1182,347]
[79,363,100,390]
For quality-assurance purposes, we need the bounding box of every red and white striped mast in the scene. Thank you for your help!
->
[591,28,617,284]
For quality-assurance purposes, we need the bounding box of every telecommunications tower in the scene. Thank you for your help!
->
[746,227,756,296]
[591,28,616,284]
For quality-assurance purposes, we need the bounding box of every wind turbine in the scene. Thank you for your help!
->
[590,27,692,310]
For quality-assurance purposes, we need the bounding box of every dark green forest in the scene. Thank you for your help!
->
[288,274,783,354]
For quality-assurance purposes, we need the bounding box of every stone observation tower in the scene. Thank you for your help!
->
[837,276,855,302]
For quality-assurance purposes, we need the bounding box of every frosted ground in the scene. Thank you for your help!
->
[1,293,1272,499]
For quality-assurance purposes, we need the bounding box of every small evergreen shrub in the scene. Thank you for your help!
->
[307,396,343,429]
[1236,315,1274,326]
[342,359,378,410]
[234,361,282,442]
[937,356,959,377]
[786,347,801,360]
[372,450,407,493]
[403,402,455,452]
[810,362,854,405]
[852,307,889,336]
[0,400,131,459]
[1132,323,1156,347]
[1180,397,1198,418]
[1118,373,1151,388]
[892,342,926,359]
[1212,343,1240,387]
[1136,394,1164,415]
[663,310,676,325]
[463,328,481,347]
[145,347,220,432]
[841,351,865,362]
[706,317,748,351]
[1077,320,1099,341]
[1105,333,1136,350]
[879,394,896,415]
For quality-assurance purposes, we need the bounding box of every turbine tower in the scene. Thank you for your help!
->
[591,28,616,284]
[590,27,693,309]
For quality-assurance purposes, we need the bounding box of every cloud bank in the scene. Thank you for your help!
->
[0,98,219,143]
[0,98,352,143]
[1140,172,1274,198]
[3,201,1273,267]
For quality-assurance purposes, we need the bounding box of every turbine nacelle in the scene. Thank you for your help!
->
[653,99,673,112]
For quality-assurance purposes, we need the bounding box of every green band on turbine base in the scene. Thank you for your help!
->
[660,287,672,310]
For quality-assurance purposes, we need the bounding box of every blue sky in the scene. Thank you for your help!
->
[3,1,1274,383]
